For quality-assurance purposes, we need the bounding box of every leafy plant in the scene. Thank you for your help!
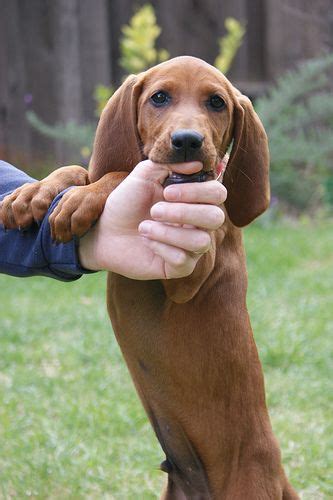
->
[26,5,244,173]
[256,53,333,212]
[26,4,171,162]
[119,4,169,74]
[215,17,245,74]
[93,84,114,118]
[93,4,170,119]
[26,110,95,161]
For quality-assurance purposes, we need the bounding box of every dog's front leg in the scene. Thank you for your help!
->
[0,165,89,229]
[49,172,128,242]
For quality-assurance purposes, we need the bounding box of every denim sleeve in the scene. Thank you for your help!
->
[0,160,93,281]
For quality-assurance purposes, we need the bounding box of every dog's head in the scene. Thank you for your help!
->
[90,56,270,227]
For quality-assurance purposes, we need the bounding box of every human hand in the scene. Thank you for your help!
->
[78,160,227,279]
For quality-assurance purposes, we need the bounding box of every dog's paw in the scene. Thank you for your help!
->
[0,181,58,229]
[49,186,107,243]
[0,166,89,231]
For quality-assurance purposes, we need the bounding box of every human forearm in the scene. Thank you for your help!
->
[0,161,87,280]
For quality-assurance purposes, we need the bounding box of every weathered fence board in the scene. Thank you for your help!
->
[0,0,332,172]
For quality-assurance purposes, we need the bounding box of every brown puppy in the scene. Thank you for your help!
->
[1,57,299,499]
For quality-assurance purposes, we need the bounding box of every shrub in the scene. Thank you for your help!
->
[119,4,169,74]
[26,110,95,161]
[93,84,114,118]
[26,5,244,167]
[215,17,245,74]
[256,54,333,212]
[27,4,333,215]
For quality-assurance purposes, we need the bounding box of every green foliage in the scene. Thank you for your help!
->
[26,110,95,160]
[119,4,169,74]
[26,3,170,157]
[0,221,332,496]
[26,5,246,180]
[214,17,245,74]
[93,84,114,117]
[256,54,333,212]
[94,5,169,117]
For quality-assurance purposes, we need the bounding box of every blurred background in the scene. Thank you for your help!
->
[1,0,333,214]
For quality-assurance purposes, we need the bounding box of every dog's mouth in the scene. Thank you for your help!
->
[163,170,214,187]
[163,160,226,187]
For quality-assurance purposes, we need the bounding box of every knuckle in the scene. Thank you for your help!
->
[209,206,225,228]
[22,182,34,189]
[31,196,49,213]
[20,182,33,193]
[212,182,227,205]
[39,185,56,201]
[12,198,27,215]
[151,201,165,219]
[20,183,37,198]
[64,188,85,208]
[194,231,211,252]
[71,213,87,236]
[2,196,14,212]
[61,191,72,203]
[173,250,188,268]
[3,194,12,206]
[178,204,187,222]
[135,159,153,176]
[172,258,194,278]
[171,269,188,279]
[183,262,195,277]
[159,223,170,240]
[218,184,228,204]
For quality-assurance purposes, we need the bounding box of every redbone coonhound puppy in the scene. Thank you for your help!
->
[1,56,299,499]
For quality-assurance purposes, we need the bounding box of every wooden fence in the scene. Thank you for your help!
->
[0,0,332,172]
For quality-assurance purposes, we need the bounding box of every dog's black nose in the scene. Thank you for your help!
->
[171,129,204,160]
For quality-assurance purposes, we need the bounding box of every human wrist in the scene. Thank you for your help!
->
[77,227,101,271]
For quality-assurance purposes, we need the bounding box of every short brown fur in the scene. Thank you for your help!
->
[0,56,299,499]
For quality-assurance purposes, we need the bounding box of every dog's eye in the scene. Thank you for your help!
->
[208,95,226,111]
[150,91,170,106]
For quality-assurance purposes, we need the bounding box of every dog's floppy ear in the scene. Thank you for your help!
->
[223,93,270,227]
[89,75,143,182]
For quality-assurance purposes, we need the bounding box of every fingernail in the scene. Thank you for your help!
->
[164,186,181,201]
[139,221,152,235]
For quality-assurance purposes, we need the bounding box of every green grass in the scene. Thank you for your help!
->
[0,221,332,499]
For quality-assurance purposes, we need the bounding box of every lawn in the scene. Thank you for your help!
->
[0,221,332,499]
